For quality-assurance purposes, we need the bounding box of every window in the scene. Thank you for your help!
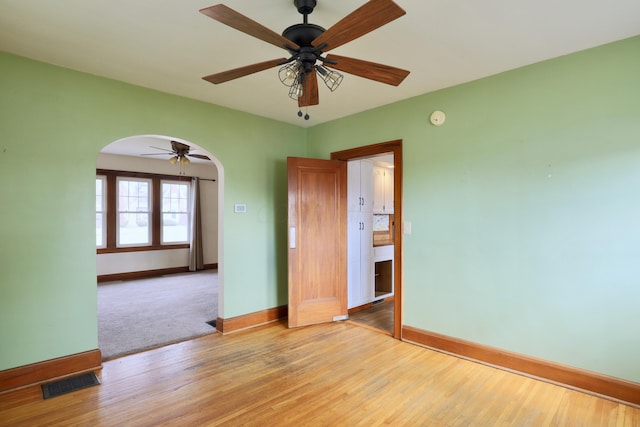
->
[97,170,191,253]
[117,178,151,246]
[96,176,106,248]
[162,181,190,244]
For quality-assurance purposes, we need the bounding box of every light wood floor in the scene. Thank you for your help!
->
[348,300,394,335]
[1,321,638,426]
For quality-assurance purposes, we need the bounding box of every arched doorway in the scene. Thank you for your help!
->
[95,135,224,359]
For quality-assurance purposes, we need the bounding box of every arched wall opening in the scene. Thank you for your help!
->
[95,134,224,357]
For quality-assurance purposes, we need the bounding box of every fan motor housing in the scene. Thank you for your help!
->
[283,23,325,48]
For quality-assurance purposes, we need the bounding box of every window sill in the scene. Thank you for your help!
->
[97,244,190,254]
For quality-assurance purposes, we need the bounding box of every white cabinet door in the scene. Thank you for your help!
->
[347,159,374,309]
[361,211,374,304]
[347,161,362,212]
[360,160,373,213]
[347,211,363,308]
[373,167,385,213]
[347,211,374,308]
[384,169,394,214]
[348,160,374,213]
[373,166,394,214]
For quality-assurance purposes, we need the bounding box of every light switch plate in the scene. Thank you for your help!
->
[234,203,247,213]
[404,221,412,235]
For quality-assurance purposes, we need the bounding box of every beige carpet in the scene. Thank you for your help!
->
[98,270,218,360]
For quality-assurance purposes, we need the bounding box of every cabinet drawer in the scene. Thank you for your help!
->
[373,245,394,262]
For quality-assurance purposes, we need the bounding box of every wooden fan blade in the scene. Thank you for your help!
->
[325,54,410,86]
[299,69,319,108]
[312,0,405,52]
[145,145,173,153]
[188,154,211,161]
[203,58,287,84]
[200,4,299,51]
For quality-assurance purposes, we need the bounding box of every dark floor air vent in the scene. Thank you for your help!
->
[41,372,100,399]
[206,319,217,328]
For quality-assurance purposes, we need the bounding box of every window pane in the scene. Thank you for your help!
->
[96,177,105,248]
[96,213,103,246]
[118,213,149,245]
[119,180,128,194]
[96,179,103,211]
[119,196,129,211]
[138,198,148,211]
[117,178,151,246]
[163,213,188,243]
[161,181,190,244]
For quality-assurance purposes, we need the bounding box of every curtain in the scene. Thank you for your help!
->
[189,177,204,271]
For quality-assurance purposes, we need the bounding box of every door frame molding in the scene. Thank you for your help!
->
[331,140,403,339]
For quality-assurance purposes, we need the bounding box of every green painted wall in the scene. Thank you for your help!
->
[307,36,640,382]
[2,36,639,384]
[0,52,306,370]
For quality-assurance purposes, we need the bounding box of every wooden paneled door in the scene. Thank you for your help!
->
[287,157,348,328]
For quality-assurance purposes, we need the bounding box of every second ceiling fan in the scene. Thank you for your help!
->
[200,0,410,118]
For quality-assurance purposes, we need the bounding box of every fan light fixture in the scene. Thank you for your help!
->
[278,62,344,100]
[316,65,343,91]
[169,154,190,166]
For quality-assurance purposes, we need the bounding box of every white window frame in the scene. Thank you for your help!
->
[96,176,106,248]
[160,180,191,245]
[116,177,152,247]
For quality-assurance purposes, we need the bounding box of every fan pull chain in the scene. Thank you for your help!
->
[297,108,310,121]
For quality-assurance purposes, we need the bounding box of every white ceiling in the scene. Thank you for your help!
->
[2,0,639,130]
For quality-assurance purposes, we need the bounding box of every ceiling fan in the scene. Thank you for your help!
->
[200,0,410,119]
[141,141,211,165]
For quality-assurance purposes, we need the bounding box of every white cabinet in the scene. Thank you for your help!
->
[373,166,394,214]
[373,245,394,300]
[347,160,374,309]
[348,160,373,213]
[348,211,373,308]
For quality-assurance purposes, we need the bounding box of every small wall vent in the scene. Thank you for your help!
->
[41,372,100,399]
